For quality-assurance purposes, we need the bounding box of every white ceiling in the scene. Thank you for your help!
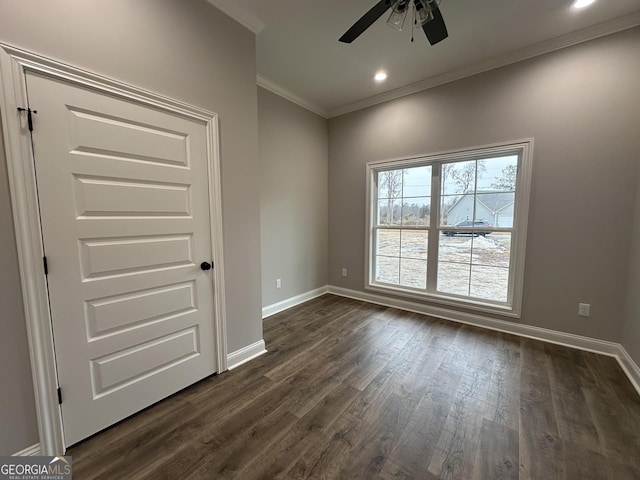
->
[208,0,640,117]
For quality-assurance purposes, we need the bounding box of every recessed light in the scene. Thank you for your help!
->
[572,0,596,9]
[374,71,387,82]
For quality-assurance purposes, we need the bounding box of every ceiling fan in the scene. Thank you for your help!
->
[339,0,448,46]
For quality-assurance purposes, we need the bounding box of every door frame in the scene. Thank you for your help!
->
[0,44,228,455]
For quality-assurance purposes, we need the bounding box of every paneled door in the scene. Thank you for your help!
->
[25,70,219,446]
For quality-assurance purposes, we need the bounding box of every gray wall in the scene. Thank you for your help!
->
[0,0,263,454]
[328,27,640,342]
[258,88,328,309]
[623,174,640,367]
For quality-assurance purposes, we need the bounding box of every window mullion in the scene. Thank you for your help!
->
[427,163,441,293]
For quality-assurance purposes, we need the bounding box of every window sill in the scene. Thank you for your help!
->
[365,282,521,318]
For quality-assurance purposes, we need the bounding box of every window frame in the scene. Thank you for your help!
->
[364,139,533,317]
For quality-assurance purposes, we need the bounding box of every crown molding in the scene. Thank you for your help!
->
[328,12,640,118]
[257,74,329,118]
[207,0,265,34]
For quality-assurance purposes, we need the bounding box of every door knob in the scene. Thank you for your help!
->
[200,261,212,271]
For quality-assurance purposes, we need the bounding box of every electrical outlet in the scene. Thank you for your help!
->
[578,303,590,317]
[276,278,281,289]
[341,268,347,277]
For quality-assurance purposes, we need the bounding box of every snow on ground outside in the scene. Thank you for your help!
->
[376,230,511,302]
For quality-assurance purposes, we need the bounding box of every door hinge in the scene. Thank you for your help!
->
[43,256,48,275]
[17,107,37,132]
[57,387,62,405]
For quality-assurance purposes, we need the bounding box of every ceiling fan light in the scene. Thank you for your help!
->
[572,0,596,9]
[414,0,434,27]
[387,0,409,31]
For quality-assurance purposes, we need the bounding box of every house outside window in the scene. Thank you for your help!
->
[365,140,533,317]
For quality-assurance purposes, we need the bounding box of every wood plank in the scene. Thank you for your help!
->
[380,366,462,478]
[582,386,640,474]
[336,384,433,479]
[426,369,488,479]
[66,294,640,480]
[518,339,565,480]
[560,440,611,480]
[545,344,601,452]
[483,336,521,431]
[472,419,519,480]
[185,408,298,479]
[235,382,361,480]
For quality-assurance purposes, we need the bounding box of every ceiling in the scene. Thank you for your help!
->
[208,0,640,117]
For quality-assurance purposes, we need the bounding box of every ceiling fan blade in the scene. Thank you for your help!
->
[422,5,448,45]
[339,0,394,43]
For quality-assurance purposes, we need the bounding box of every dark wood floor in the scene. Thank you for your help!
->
[68,294,640,479]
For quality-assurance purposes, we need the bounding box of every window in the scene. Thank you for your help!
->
[366,140,532,316]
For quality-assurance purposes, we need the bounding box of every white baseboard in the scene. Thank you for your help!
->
[262,285,329,319]
[227,339,267,370]
[328,286,640,396]
[327,286,620,355]
[12,443,40,456]
[617,345,640,395]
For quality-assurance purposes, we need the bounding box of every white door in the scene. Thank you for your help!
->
[25,71,218,446]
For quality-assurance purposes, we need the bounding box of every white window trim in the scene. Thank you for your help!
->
[364,139,533,318]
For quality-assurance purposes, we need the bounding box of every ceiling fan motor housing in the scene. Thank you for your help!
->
[339,0,448,45]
